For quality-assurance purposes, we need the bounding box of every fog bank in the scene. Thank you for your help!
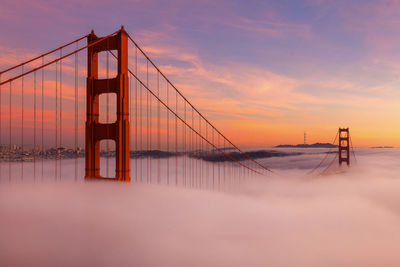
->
[1,148,400,266]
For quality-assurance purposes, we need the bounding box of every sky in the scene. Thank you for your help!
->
[1,0,400,147]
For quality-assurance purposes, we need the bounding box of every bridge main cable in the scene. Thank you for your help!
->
[0,29,121,86]
[126,33,274,174]
[108,50,265,176]
[0,34,89,75]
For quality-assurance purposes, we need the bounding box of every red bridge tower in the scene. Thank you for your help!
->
[338,128,350,166]
[85,27,130,181]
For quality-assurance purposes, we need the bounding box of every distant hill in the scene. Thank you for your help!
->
[275,142,337,148]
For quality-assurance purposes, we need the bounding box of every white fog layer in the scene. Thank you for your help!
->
[1,148,400,266]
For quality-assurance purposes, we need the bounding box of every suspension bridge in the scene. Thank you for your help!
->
[0,27,355,187]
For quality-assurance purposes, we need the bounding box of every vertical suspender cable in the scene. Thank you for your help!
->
[183,101,186,187]
[175,90,178,185]
[199,116,202,189]
[130,72,132,179]
[129,72,132,176]
[189,108,192,188]
[41,57,44,181]
[157,72,160,184]
[149,65,152,183]
[106,49,110,177]
[191,107,197,187]
[21,66,24,181]
[55,61,58,180]
[205,123,208,189]
[0,74,2,182]
[182,99,184,186]
[211,129,216,190]
[166,83,169,185]
[59,50,62,150]
[218,134,220,189]
[9,82,11,182]
[139,83,142,183]
[34,71,37,182]
[196,117,198,188]
[21,67,24,151]
[200,118,202,188]
[59,49,62,180]
[135,46,138,182]
[224,138,226,187]
[75,44,78,181]
[146,84,149,183]
[146,61,149,183]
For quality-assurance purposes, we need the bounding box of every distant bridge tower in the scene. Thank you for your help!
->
[304,131,307,145]
[338,128,350,166]
[85,27,130,181]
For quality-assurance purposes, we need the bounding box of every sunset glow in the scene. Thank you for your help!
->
[3,2,400,267]
[2,0,400,147]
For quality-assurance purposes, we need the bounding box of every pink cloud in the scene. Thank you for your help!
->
[226,16,314,39]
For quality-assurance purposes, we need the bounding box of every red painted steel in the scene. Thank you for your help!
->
[339,128,350,166]
[85,27,130,181]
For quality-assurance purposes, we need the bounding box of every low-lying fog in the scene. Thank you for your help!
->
[1,148,400,266]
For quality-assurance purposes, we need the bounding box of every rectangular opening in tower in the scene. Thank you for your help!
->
[97,51,118,79]
[100,139,116,178]
[99,93,117,123]
[340,131,348,138]
[340,140,348,147]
